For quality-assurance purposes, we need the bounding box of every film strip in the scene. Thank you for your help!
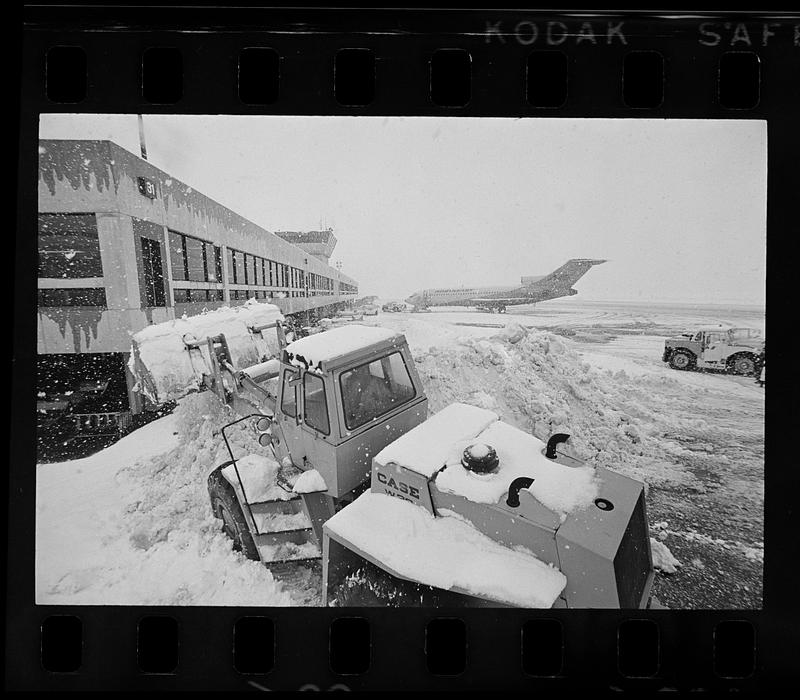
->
[11,6,797,692]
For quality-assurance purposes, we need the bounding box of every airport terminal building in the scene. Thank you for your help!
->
[37,139,358,439]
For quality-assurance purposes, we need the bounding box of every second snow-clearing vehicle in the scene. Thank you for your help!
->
[662,325,763,375]
[130,306,656,608]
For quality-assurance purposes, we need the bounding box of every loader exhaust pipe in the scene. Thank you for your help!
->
[545,433,570,459]
[506,477,534,508]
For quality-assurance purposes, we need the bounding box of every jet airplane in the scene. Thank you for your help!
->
[405,258,607,313]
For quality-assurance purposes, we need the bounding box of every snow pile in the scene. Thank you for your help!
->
[375,403,499,477]
[221,454,294,503]
[326,492,566,608]
[129,300,283,403]
[285,325,401,371]
[293,469,327,494]
[435,420,599,517]
[37,392,305,606]
[410,327,711,490]
[494,321,529,344]
[650,538,682,573]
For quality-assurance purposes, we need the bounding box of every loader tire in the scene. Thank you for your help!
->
[728,354,756,376]
[668,350,695,371]
[208,466,260,561]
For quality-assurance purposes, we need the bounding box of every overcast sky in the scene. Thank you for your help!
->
[39,114,766,305]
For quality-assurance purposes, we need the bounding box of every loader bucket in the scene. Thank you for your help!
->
[322,528,511,608]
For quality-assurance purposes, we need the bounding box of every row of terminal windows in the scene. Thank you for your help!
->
[227,289,329,301]
[170,288,351,304]
[37,215,343,290]
[37,213,357,306]
[169,231,223,284]
[38,282,356,308]
[308,272,334,293]
[229,248,292,288]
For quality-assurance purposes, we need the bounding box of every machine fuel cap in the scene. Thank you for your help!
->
[462,443,499,473]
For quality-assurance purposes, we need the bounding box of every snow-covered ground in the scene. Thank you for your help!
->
[36,299,764,608]
[36,394,302,606]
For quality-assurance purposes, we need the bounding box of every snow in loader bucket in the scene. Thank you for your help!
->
[128,300,284,403]
[324,492,567,608]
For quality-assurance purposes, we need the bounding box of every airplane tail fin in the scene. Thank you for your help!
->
[539,258,606,287]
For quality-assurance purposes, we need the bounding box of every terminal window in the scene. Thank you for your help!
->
[38,213,103,279]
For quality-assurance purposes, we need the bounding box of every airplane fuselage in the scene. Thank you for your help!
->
[409,284,518,307]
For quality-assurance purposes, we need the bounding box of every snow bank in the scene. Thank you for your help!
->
[129,300,283,403]
[293,469,327,494]
[435,420,599,516]
[284,324,401,371]
[374,403,499,477]
[326,492,566,608]
[494,322,528,344]
[37,392,308,606]
[407,327,713,491]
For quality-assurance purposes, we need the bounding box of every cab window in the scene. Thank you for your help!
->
[731,328,760,341]
[303,372,329,435]
[280,370,297,417]
[340,352,416,431]
[693,332,703,342]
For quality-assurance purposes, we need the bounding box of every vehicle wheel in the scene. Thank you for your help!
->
[207,466,260,561]
[668,350,694,371]
[729,354,756,376]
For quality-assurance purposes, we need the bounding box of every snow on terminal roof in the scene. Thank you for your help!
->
[284,325,402,370]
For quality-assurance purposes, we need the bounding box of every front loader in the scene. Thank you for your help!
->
[130,302,657,608]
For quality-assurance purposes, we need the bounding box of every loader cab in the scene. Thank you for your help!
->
[276,326,429,498]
